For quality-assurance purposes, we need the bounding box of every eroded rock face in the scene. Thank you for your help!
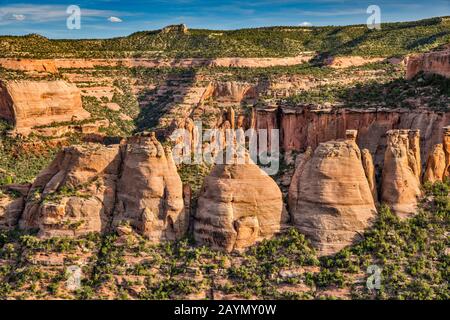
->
[194,154,288,252]
[0,55,313,73]
[406,49,450,80]
[424,126,450,183]
[381,130,422,218]
[0,184,30,230]
[112,133,188,242]
[361,149,378,203]
[0,196,25,230]
[0,58,58,73]
[444,126,450,180]
[288,131,377,256]
[278,106,450,168]
[17,133,187,240]
[19,144,121,237]
[325,56,385,69]
[424,144,446,183]
[0,80,90,135]
[211,82,257,103]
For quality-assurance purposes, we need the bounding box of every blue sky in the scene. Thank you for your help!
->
[0,0,449,39]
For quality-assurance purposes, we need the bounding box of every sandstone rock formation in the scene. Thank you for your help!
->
[288,130,377,256]
[0,195,25,230]
[424,126,450,183]
[210,82,257,103]
[0,58,58,73]
[445,126,450,180]
[0,55,313,73]
[381,130,422,218]
[0,184,30,229]
[16,133,187,240]
[112,133,188,242]
[195,153,288,252]
[276,105,450,167]
[424,144,446,183]
[325,56,385,69]
[361,149,378,203]
[406,49,450,80]
[19,143,122,237]
[0,80,90,135]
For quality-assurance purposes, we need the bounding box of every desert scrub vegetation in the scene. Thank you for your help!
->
[0,230,102,299]
[0,17,449,58]
[0,121,62,185]
[286,71,450,111]
[323,181,450,300]
[197,63,334,82]
[82,96,135,137]
[0,181,448,300]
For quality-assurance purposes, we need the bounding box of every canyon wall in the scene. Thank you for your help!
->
[0,80,90,134]
[255,105,450,168]
[406,49,450,80]
[0,55,313,73]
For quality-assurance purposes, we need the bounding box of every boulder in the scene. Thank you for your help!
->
[112,133,187,242]
[381,130,422,218]
[288,130,377,256]
[195,153,288,252]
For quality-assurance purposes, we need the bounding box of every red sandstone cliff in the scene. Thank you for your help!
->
[406,49,450,80]
[0,80,90,135]
[254,105,450,168]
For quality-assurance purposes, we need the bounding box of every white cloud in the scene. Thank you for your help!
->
[0,4,126,25]
[12,14,25,21]
[108,16,122,23]
[299,21,312,27]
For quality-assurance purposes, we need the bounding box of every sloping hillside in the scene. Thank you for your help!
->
[1,17,449,58]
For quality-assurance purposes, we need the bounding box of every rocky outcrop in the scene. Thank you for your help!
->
[0,184,30,230]
[381,130,422,218]
[325,56,385,69]
[0,58,58,73]
[0,55,313,72]
[406,49,450,80]
[16,133,187,240]
[0,195,25,230]
[424,144,446,183]
[276,105,450,167]
[0,80,90,135]
[210,82,258,103]
[445,126,450,180]
[288,131,377,256]
[19,144,122,237]
[112,133,188,242]
[194,153,288,252]
[424,126,450,183]
[361,149,378,203]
